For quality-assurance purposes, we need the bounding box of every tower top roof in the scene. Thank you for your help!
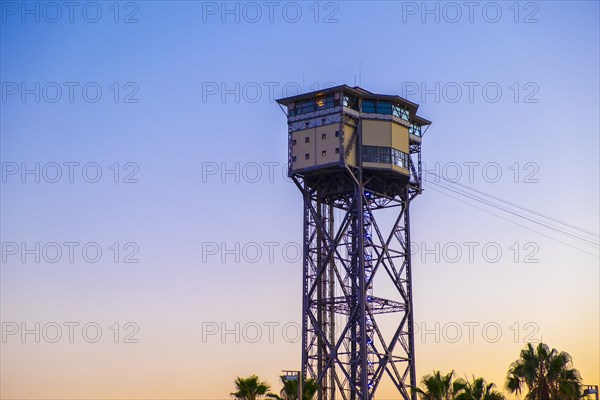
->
[276,84,431,125]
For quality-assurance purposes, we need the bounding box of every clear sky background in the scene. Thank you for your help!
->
[1,1,598,399]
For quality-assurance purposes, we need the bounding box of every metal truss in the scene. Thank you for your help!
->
[293,133,422,400]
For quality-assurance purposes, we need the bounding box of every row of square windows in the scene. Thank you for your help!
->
[292,146,409,165]
[292,148,341,162]
[296,117,421,137]
[296,118,334,129]
[292,127,419,145]
[292,131,341,145]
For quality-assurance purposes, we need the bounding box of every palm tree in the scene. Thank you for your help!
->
[231,375,271,400]
[454,376,505,400]
[414,370,460,400]
[505,342,582,400]
[267,376,318,400]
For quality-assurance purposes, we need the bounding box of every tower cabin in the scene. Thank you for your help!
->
[277,85,431,186]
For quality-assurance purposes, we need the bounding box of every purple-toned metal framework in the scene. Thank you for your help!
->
[277,85,431,400]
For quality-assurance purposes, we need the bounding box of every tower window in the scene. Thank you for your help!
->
[292,156,297,162]
[322,133,326,140]
[362,145,409,169]
[305,154,310,160]
[305,136,310,143]
[362,100,376,113]
[322,150,327,157]
[292,139,297,146]
[409,123,422,136]
[335,131,340,137]
[335,147,340,154]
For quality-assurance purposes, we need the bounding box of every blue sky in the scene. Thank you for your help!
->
[1,1,599,398]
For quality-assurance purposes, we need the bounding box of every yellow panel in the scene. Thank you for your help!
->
[391,164,410,175]
[363,161,391,170]
[315,124,342,166]
[363,162,410,176]
[291,128,316,170]
[362,120,391,147]
[391,123,409,153]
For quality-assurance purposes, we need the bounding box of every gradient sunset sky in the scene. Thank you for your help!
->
[1,1,598,399]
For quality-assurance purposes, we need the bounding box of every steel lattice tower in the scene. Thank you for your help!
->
[277,85,431,400]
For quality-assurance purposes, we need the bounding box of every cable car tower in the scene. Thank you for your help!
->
[277,85,431,400]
